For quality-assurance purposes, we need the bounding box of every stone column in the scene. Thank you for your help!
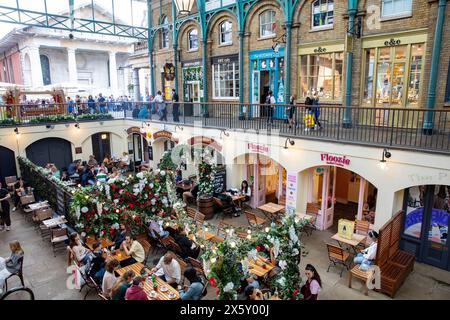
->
[67,48,78,84]
[109,51,118,95]
[133,68,141,102]
[28,46,43,88]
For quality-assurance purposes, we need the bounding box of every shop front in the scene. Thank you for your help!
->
[182,60,204,117]
[161,63,175,101]
[401,185,450,271]
[360,30,427,126]
[305,153,377,231]
[298,42,344,102]
[211,54,239,101]
[249,48,285,119]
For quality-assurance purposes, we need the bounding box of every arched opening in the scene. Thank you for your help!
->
[400,184,449,270]
[91,132,112,164]
[0,146,17,185]
[233,153,287,208]
[40,54,51,85]
[25,138,72,170]
[300,165,378,231]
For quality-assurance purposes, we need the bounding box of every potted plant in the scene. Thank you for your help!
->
[195,148,216,220]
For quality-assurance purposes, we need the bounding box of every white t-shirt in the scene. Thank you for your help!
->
[242,187,251,197]
[363,242,377,260]
[269,96,276,105]
[102,271,117,298]
[154,257,181,284]
[121,155,130,165]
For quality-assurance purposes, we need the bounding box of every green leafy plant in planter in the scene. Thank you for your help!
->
[76,113,113,121]
[0,118,18,126]
[158,150,177,172]
[29,114,75,124]
[195,147,216,199]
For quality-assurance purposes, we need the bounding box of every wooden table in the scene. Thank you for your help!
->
[42,216,68,228]
[85,236,114,251]
[246,255,275,277]
[115,262,180,300]
[258,202,285,220]
[223,192,246,207]
[192,230,216,241]
[28,201,49,211]
[105,249,130,263]
[331,233,366,255]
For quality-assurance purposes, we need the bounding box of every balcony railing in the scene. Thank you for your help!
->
[1,102,449,154]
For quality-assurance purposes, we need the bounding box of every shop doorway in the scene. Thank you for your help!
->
[242,154,286,208]
[26,138,72,170]
[186,81,201,117]
[401,185,449,271]
[128,133,143,169]
[91,132,111,163]
[308,166,377,231]
[0,146,17,185]
[260,70,270,117]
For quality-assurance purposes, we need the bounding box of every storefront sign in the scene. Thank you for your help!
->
[182,60,201,68]
[247,143,269,155]
[126,127,143,135]
[164,63,175,81]
[211,54,238,64]
[320,153,351,167]
[384,38,401,46]
[286,172,298,212]
[153,130,173,141]
[187,136,222,151]
[314,47,327,53]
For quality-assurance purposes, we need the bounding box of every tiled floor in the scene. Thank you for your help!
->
[1,205,450,300]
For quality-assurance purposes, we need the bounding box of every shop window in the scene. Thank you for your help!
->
[381,0,412,18]
[259,10,276,38]
[188,28,198,51]
[160,15,169,49]
[429,185,450,245]
[212,61,239,99]
[299,52,343,101]
[362,44,424,107]
[219,21,232,45]
[40,54,51,85]
[311,0,334,29]
[404,185,426,238]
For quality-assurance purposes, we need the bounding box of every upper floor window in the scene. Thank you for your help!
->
[188,28,198,51]
[219,21,233,45]
[312,0,334,29]
[381,0,412,18]
[40,54,51,85]
[160,15,169,49]
[259,10,276,38]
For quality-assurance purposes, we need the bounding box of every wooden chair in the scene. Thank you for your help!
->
[34,208,53,240]
[355,219,371,246]
[137,237,152,265]
[20,195,37,221]
[186,207,198,220]
[51,228,69,257]
[98,293,109,300]
[304,203,319,235]
[326,243,351,277]
[245,211,267,227]
[213,197,234,219]
[5,176,17,192]
[4,256,24,292]
[194,212,205,224]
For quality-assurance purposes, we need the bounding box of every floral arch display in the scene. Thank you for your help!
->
[66,149,307,300]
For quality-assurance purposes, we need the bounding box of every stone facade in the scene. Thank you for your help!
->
[129,0,449,109]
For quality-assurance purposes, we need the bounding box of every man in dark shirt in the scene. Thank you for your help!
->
[97,93,107,113]
[182,177,198,205]
[172,89,180,122]
[174,231,199,259]
[0,182,11,231]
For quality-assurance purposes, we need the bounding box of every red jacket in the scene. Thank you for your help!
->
[125,285,148,300]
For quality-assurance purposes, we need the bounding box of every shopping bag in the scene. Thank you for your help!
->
[304,113,315,127]
[338,219,355,240]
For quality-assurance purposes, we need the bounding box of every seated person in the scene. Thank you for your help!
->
[108,167,120,182]
[244,285,264,300]
[353,230,378,271]
[125,276,148,300]
[175,169,183,184]
[119,152,130,169]
[179,267,203,300]
[182,177,199,205]
[96,168,108,183]
[88,242,106,283]
[112,223,127,249]
[69,232,93,266]
[121,234,145,265]
[12,178,30,211]
[81,166,95,186]
[150,252,181,287]
[87,155,98,167]
[61,170,70,182]
[0,241,24,295]
[68,160,81,176]
[241,180,251,202]
[102,259,119,299]
[111,270,135,300]
[148,211,170,239]
[173,230,199,259]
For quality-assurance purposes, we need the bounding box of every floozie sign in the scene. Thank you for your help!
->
[247,143,269,155]
[320,153,351,167]
[286,172,297,212]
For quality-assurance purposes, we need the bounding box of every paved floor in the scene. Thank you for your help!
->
[1,204,450,300]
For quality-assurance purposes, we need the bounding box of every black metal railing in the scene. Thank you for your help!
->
[2,102,449,154]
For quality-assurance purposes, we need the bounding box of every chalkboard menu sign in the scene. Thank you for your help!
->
[213,167,226,195]
[56,188,65,216]
[148,146,153,161]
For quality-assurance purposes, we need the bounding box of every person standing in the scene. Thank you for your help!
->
[288,95,297,129]
[98,93,107,113]
[300,264,322,300]
[87,95,96,114]
[312,92,322,130]
[266,90,275,125]
[154,91,166,121]
[0,182,11,231]
[67,97,74,115]
[172,89,180,122]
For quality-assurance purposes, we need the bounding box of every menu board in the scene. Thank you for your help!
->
[286,171,298,213]
[213,167,226,195]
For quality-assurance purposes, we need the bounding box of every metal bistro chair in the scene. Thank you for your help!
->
[4,256,25,292]
[326,243,351,277]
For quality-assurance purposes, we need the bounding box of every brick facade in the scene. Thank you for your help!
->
[129,0,450,109]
